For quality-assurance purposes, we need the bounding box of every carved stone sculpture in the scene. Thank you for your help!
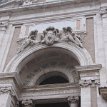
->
[41,27,59,46]
[17,26,84,53]
[61,27,83,48]
[17,30,38,53]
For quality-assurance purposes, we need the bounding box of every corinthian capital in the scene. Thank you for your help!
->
[0,22,8,31]
[22,99,33,107]
[0,86,15,97]
[67,96,79,103]
[79,79,100,87]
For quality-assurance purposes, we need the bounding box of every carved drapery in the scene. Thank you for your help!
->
[17,26,84,53]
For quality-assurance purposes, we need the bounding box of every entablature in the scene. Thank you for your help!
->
[19,83,80,101]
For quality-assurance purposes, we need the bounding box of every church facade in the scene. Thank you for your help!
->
[0,0,107,107]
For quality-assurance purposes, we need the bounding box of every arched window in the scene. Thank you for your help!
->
[37,71,69,85]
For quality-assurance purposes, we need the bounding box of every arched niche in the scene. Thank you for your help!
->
[4,43,93,87]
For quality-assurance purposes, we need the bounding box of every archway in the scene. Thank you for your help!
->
[4,43,93,107]
[17,47,80,86]
[4,42,93,73]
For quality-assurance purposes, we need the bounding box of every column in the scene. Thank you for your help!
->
[67,96,79,107]
[80,80,91,107]
[22,100,33,107]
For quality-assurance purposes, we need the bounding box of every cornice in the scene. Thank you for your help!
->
[0,0,101,14]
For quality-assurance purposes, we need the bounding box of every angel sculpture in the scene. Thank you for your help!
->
[61,27,83,48]
[17,30,38,53]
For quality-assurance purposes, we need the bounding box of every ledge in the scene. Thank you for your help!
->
[20,83,80,100]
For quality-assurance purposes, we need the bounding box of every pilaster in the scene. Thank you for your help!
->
[0,85,15,107]
[0,72,22,107]
[76,64,102,107]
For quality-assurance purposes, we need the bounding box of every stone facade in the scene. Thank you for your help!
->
[0,0,107,107]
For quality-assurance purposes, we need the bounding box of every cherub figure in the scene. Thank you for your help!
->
[61,27,83,48]
[17,30,38,53]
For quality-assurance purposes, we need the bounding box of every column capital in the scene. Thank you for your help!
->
[79,79,100,88]
[22,99,33,106]
[0,22,8,31]
[0,85,16,97]
[67,96,79,103]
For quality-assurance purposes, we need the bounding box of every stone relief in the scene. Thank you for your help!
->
[17,26,84,53]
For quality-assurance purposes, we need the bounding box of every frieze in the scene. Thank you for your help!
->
[79,79,100,87]
[17,26,84,53]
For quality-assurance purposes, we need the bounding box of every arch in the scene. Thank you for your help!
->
[36,71,69,85]
[4,42,93,73]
